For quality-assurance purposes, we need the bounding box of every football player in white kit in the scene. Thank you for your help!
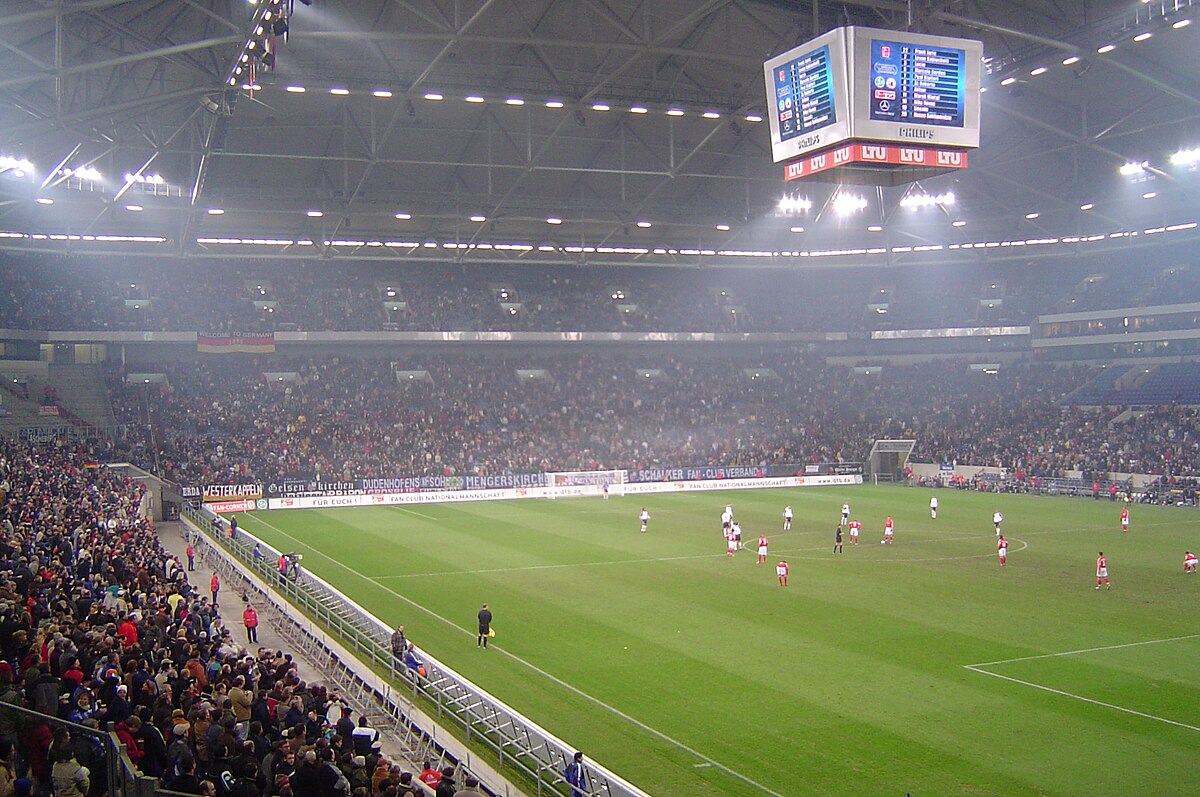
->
[840,502,850,526]
[930,494,938,520]
[993,511,1004,537]
[639,508,650,533]
[783,505,793,531]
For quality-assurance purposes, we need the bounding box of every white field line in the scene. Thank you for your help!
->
[963,665,1200,734]
[966,633,1200,668]
[240,514,788,797]
[964,633,1200,733]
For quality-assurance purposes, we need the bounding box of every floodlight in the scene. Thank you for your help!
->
[591,103,610,111]
[1133,31,1152,42]
[423,93,443,101]
[666,109,684,116]
[833,194,868,215]
[330,88,349,95]
[469,214,487,222]
[702,111,720,119]
[629,106,648,114]
[1062,55,1080,66]
[745,114,763,122]
[546,217,562,224]
[715,223,731,231]
[545,100,564,108]
[1170,148,1200,166]
[465,96,485,103]
[504,98,524,106]
[394,212,411,220]
[373,90,393,98]
[1097,44,1116,53]
[1119,161,1148,176]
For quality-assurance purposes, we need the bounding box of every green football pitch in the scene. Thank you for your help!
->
[228,485,1200,797]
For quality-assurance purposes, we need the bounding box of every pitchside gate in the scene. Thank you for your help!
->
[867,438,916,482]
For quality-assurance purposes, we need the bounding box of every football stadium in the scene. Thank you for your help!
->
[0,1,1198,796]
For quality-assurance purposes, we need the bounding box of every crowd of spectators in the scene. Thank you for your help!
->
[0,254,1133,335]
[101,354,1200,486]
[0,438,439,796]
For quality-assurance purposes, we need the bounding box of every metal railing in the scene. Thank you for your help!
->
[0,701,158,797]
[183,504,650,797]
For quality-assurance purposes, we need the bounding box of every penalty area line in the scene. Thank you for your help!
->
[963,665,1200,734]
[966,633,1200,668]
[236,513,788,797]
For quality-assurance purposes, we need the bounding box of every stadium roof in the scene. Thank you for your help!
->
[0,0,1197,265]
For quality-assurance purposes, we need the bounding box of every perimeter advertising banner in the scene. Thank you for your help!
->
[266,474,863,510]
[203,484,263,503]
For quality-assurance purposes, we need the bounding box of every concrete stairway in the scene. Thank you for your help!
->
[46,364,117,433]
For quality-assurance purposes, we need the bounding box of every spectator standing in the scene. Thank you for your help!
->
[242,605,258,644]
[186,543,195,571]
[435,767,457,797]
[390,625,407,668]
[210,573,220,608]
[564,751,586,797]
[418,761,442,791]
[50,746,90,797]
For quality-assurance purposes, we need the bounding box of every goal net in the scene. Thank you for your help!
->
[545,469,627,499]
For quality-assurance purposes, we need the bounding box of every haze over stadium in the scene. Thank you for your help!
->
[0,1,1199,796]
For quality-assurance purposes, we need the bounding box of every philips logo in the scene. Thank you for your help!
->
[898,127,934,140]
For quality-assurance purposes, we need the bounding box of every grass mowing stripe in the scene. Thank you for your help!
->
[236,512,788,797]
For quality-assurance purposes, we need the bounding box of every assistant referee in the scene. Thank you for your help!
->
[477,603,493,648]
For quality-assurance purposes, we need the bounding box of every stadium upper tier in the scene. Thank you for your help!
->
[2,252,1197,334]
[105,356,1200,482]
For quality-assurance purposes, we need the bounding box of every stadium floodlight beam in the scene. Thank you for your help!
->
[899,191,955,209]
[1119,161,1148,176]
[833,194,868,215]
[1170,148,1200,166]
[777,195,812,213]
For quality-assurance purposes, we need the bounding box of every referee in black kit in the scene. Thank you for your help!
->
[477,603,493,648]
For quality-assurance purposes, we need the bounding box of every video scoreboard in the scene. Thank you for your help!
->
[765,26,982,164]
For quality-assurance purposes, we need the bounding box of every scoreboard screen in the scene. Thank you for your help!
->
[764,26,981,163]
[771,44,838,142]
[867,39,966,127]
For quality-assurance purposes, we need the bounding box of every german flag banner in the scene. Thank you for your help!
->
[197,332,276,354]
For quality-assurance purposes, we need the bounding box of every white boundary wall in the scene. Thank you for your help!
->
[266,474,862,510]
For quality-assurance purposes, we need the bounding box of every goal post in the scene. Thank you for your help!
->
[545,469,628,499]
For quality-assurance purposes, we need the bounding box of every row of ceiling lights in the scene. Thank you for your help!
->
[19,196,1167,230]
[988,7,1191,90]
[262,84,765,122]
[6,221,1196,257]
